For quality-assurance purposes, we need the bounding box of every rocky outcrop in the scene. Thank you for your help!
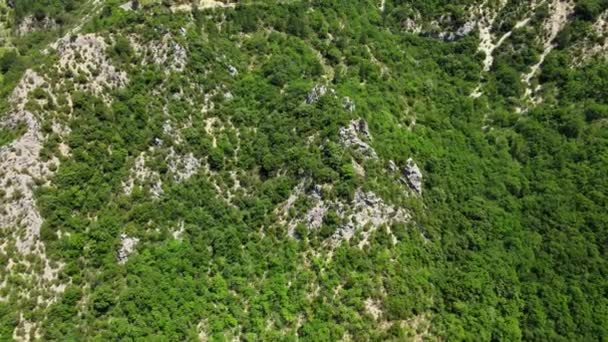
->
[4,9,123,341]
[339,119,377,159]
[0,70,66,342]
[403,158,423,194]
[280,183,410,247]
[0,71,56,254]
[117,234,139,264]
[331,189,410,247]
[306,84,329,104]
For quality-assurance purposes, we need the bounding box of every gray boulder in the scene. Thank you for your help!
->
[403,158,423,194]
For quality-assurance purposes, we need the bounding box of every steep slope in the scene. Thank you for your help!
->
[0,0,606,341]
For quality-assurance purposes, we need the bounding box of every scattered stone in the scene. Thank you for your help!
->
[342,96,356,112]
[119,1,134,11]
[305,84,333,104]
[122,153,164,198]
[144,34,188,71]
[403,158,423,194]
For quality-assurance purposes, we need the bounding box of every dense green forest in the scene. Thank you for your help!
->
[0,0,606,340]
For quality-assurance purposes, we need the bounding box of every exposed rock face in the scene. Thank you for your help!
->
[403,158,423,194]
[54,34,128,100]
[0,113,49,252]
[331,189,410,247]
[172,221,186,240]
[593,11,608,37]
[118,234,139,264]
[0,71,56,254]
[280,183,410,247]
[0,70,65,341]
[339,119,377,159]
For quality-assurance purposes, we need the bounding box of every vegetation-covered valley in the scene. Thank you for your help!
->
[0,0,607,340]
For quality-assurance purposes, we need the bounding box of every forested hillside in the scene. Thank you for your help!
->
[0,0,607,340]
